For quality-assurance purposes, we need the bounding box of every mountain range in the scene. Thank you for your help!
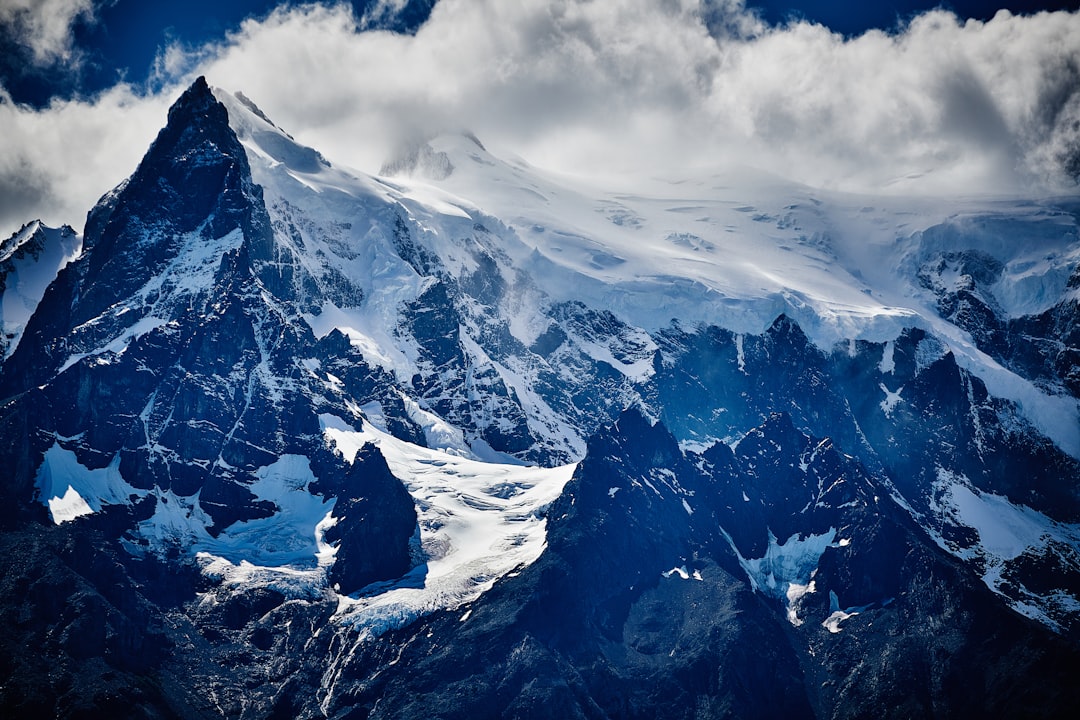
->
[2,76,1080,718]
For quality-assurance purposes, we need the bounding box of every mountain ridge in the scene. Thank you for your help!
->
[2,76,1080,718]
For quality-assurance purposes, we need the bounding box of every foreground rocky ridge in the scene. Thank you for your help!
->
[4,410,1078,718]
[1,78,1079,717]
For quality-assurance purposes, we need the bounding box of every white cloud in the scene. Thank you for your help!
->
[0,83,170,236]
[705,8,1080,193]
[0,0,96,64]
[195,1,1080,195]
[197,1,733,174]
[2,1,1079,240]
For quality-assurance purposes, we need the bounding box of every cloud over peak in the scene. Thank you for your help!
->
[2,1,1079,238]
[199,1,1080,194]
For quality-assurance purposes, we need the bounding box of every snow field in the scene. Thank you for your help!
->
[320,413,576,636]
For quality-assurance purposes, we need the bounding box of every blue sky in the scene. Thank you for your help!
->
[1,0,1078,239]
[0,1,411,106]
[0,0,439,106]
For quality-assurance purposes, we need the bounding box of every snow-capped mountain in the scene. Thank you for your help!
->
[2,76,1080,718]
[0,220,81,360]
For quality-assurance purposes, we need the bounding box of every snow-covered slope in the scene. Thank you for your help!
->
[219,83,1080,457]
[394,134,1078,345]
[321,414,574,637]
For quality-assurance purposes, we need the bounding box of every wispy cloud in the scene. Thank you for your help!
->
[0,0,97,65]
[2,1,1079,239]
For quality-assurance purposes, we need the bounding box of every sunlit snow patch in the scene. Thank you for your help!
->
[879,383,903,417]
[47,485,93,524]
[726,527,842,626]
[661,565,703,581]
[35,442,142,524]
[822,590,877,633]
[136,456,339,597]
[320,414,575,638]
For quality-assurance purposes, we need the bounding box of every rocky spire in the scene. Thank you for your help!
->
[1,77,274,395]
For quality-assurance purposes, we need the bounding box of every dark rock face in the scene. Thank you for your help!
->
[0,523,190,719]
[293,411,1080,720]
[399,278,538,457]
[2,77,272,397]
[313,328,428,446]
[652,316,866,463]
[319,443,418,595]
[319,410,815,720]
[915,242,1080,400]
[0,79,421,710]
[1010,292,1080,396]
[830,327,1080,521]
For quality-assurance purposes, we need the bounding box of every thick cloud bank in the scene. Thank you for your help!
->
[2,0,1079,237]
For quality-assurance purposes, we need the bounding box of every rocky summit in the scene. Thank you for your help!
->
[2,77,1080,718]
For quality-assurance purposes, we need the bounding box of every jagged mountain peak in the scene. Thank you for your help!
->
[164,75,224,132]
[0,77,278,396]
[0,219,78,265]
[80,76,265,262]
[0,79,425,602]
[736,410,804,451]
[0,219,44,259]
[115,76,248,208]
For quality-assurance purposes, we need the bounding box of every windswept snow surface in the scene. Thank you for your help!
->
[178,457,343,600]
[396,133,1080,455]
[417,134,927,345]
[320,414,575,637]
[215,86,1080,457]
